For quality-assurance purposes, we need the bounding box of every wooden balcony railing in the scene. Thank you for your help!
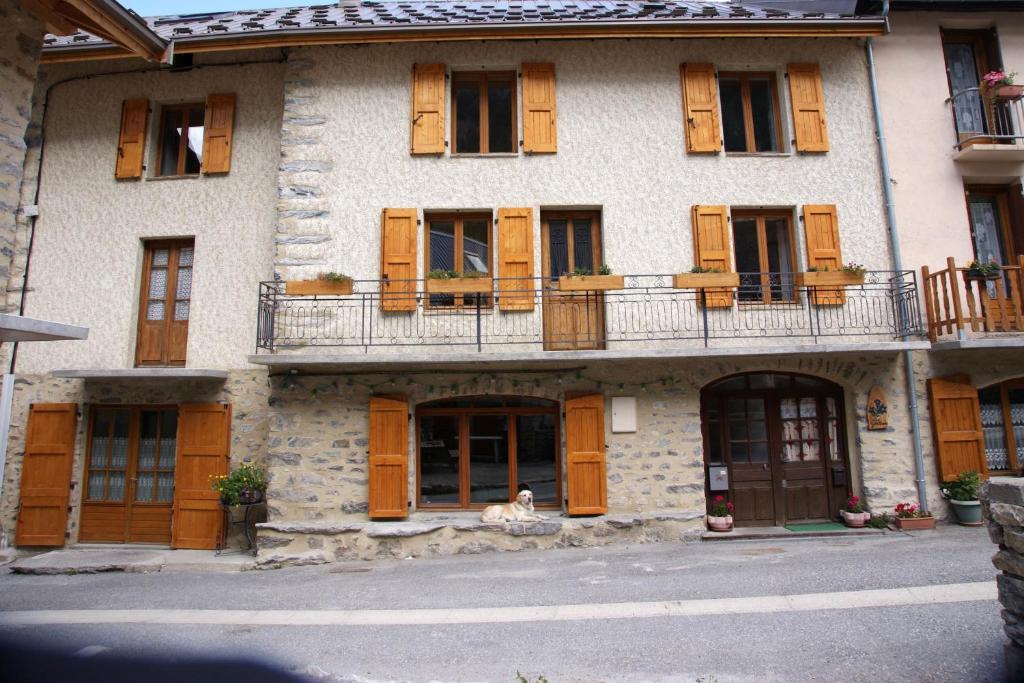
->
[922,256,1024,342]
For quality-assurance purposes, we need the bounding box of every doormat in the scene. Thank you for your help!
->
[783,522,847,533]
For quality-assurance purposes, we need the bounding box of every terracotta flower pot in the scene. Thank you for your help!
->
[841,510,870,528]
[992,84,1024,101]
[707,515,733,532]
[895,516,936,530]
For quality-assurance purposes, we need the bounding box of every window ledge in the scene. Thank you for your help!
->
[724,152,793,158]
[146,173,201,182]
[449,153,520,159]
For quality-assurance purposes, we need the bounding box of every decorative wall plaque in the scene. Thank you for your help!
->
[866,386,888,431]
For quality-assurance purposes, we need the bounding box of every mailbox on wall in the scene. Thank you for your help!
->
[708,465,729,492]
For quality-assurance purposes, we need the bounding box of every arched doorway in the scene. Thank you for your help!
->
[701,373,851,527]
[415,396,561,510]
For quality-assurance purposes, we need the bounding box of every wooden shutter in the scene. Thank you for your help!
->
[202,93,235,174]
[788,64,829,153]
[115,98,149,180]
[522,63,557,153]
[802,204,845,305]
[691,205,734,308]
[368,395,409,519]
[380,208,418,312]
[411,63,446,155]
[681,64,721,153]
[15,404,77,547]
[928,376,987,482]
[497,207,535,311]
[566,393,607,515]
[171,403,230,549]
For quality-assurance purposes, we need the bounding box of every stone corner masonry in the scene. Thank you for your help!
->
[982,477,1024,681]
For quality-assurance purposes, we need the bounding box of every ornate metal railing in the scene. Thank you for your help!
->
[922,256,1024,341]
[255,271,921,353]
[948,86,1024,149]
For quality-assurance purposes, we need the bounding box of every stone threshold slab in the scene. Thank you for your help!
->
[701,526,886,541]
[9,547,254,575]
[249,341,930,373]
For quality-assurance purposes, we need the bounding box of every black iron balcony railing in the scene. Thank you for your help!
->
[255,271,921,354]
[948,86,1024,150]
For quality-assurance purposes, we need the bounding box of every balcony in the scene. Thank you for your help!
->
[948,87,1024,161]
[252,272,923,370]
[922,256,1024,349]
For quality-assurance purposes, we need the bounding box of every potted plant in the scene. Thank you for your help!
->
[285,271,354,296]
[983,70,1023,101]
[707,495,734,532]
[965,260,1001,280]
[673,265,740,289]
[941,471,983,526]
[840,495,871,528]
[893,501,936,530]
[557,264,625,292]
[425,268,492,294]
[797,262,866,287]
[210,463,268,506]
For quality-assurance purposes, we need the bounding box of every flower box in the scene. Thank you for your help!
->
[894,515,935,531]
[426,277,493,294]
[285,279,353,296]
[673,273,740,289]
[558,274,625,292]
[992,84,1024,101]
[796,271,865,287]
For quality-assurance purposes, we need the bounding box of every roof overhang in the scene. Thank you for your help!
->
[40,16,888,64]
[0,314,88,342]
[21,0,167,62]
[890,1,1024,9]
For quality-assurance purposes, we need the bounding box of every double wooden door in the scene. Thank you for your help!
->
[703,379,849,526]
[541,212,605,350]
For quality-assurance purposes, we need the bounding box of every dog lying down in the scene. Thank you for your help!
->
[480,489,546,523]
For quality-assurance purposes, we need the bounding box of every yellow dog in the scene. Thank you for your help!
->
[480,489,546,523]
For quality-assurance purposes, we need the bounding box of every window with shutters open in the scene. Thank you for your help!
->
[136,239,194,367]
[150,93,235,177]
[732,210,796,303]
[452,72,517,155]
[424,212,493,308]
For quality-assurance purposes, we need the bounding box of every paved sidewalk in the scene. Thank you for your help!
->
[9,546,254,574]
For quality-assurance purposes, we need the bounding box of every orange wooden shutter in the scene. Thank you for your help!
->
[691,205,734,308]
[522,63,557,153]
[802,204,845,305]
[497,207,535,311]
[565,393,607,515]
[788,64,829,153]
[411,63,445,155]
[202,93,235,174]
[368,395,409,519]
[928,376,987,482]
[380,208,418,312]
[171,403,230,549]
[681,64,721,153]
[15,404,77,547]
[115,98,149,180]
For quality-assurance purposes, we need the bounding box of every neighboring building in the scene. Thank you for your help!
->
[1,0,956,563]
[873,1,1024,494]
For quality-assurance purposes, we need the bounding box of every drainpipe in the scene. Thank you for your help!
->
[865,35,930,512]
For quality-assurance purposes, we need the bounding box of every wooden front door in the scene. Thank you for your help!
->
[703,374,849,527]
[541,212,605,350]
[80,407,178,544]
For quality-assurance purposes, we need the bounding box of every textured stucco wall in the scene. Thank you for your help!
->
[275,39,893,285]
[0,0,42,311]
[874,12,1024,273]
[12,56,284,373]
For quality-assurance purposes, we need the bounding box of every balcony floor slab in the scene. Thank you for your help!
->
[51,368,229,381]
[0,314,88,342]
[930,337,1024,352]
[249,340,930,374]
[953,142,1024,162]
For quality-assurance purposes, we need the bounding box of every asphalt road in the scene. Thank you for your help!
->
[0,526,1007,682]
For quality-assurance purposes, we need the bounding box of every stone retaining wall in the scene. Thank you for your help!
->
[982,477,1024,681]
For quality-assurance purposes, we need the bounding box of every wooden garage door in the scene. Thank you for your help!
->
[171,404,231,549]
[15,404,77,547]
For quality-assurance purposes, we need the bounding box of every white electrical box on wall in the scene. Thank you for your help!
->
[611,396,637,433]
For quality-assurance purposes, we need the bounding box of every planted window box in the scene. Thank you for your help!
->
[673,272,740,289]
[983,70,1023,101]
[796,270,865,287]
[965,260,1002,281]
[557,267,624,292]
[285,273,354,296]
[893,501,935,530]
[426,271,493,294]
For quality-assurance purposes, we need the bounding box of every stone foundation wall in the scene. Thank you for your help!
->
[982,477,1024,681]
[0,370,270,545]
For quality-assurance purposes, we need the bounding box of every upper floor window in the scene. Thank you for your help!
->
[136,239,194,367]
[425,213,492,307]
[732,210,796,303]
[719,72,782,153]
[452,72,516,155]
[942,29,1003,142]
[157,103,205,176]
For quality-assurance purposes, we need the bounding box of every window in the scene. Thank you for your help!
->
[719,73,782,153]
[136,239,194,366]
[942,29,1002,141]
[731,210,796,303]
[979,379,1024,473]
[85,407,178,504]
[451,72,516,154]
[424,213,492,307]
[417,396,560,509]
[156,103,205,176]
[542,212,602,280]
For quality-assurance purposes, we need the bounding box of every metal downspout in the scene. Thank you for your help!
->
[865,35,930,512]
